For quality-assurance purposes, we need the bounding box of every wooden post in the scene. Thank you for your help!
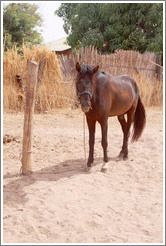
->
[21,61,38,175]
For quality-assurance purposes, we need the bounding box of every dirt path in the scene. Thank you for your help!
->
[3,108,163,243]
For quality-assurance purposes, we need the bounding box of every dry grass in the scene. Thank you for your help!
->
[3,85,25,112]
[3,44,64,112]
[133,74,163,108]
[35,82,76,112]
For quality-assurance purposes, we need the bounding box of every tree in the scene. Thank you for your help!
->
[3,3,43,49]
[55,3,163,54]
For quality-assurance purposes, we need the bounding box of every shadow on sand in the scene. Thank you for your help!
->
[3,156,118,205]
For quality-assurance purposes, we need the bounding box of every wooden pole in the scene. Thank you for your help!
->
[21,61,38,175]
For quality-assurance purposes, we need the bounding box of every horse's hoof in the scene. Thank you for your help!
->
[115,156,122,162]
[101,163,108,172]
[85,166,92,173]
[101,167,107,173]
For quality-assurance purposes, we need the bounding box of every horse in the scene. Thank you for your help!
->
[75,62,146,172]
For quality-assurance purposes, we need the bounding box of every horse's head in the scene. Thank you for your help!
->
[75,62,99,113]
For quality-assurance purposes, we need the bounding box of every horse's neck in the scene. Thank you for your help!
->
[92,76,102,106]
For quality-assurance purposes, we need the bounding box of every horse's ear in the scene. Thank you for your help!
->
[92,65,99,74]
[76,62,81,72]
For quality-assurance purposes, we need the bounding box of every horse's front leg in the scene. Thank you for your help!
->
[86,116,96,169]
[99,118,108,172]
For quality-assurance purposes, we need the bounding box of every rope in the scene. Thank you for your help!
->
[142,56,163,69]
[18,151,33,176]
[48,94,78,103]
[83,113,87,164]
[3,75,71,83]
[17,153,23,177]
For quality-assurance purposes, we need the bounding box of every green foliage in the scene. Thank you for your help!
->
[55,3,163,54]
[3,3,43,49]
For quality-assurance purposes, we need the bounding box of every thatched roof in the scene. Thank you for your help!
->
[43,37,71,52]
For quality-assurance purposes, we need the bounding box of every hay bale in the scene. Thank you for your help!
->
[3,44,64,112]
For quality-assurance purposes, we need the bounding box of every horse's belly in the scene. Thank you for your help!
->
[109,97,134,116]
[109,105,131,116]
[108,82,137,116]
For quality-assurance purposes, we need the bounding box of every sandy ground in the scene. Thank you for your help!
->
[3,108,163,244]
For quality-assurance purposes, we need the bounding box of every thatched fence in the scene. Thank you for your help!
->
[57,47,163,82]
[3,45,163,112]
[3,45,69,112]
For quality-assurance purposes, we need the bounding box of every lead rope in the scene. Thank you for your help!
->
[83,113,87,165]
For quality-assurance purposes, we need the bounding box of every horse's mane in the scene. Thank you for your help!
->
[81,64,106,76]
[80,64,94,74]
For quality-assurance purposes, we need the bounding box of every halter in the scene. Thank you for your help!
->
[76,82,93,100]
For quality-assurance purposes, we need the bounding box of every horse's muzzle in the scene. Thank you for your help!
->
[80,94,92,113]
[81,105,92,113]
[81,101,92,113]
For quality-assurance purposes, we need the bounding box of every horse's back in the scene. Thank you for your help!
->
[97,72,138,90]
[113,74,137,88]
[115,74,134,80]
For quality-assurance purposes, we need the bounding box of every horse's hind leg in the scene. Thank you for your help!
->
[118,108,135,160]
[118,114,128,159]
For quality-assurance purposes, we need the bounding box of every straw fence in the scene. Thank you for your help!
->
[58,46,163,81]
[57,47,163,108]
[3,44,73,112]
[3,45,163,112]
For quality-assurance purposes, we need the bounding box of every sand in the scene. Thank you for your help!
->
[3,108,163,244]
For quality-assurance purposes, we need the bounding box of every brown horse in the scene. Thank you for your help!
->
[75,62,146,172]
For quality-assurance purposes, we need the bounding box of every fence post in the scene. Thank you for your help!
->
[21,61,38,175]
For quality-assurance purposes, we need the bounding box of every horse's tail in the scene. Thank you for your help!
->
[132,96,146,142]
